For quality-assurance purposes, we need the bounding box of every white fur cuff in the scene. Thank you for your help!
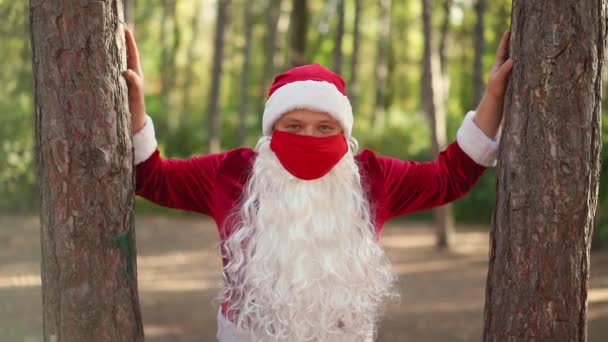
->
[456,111,499,167]
[133,115,158,165]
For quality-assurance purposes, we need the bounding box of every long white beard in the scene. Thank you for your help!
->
[221,136,396,341]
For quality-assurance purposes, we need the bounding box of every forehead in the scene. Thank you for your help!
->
[279,109,337,123]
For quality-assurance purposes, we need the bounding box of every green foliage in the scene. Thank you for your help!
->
[2,0,607,247]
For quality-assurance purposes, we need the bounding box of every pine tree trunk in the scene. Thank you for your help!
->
[472,0,486,106]
[31,1,143,341]
[421,0,453,249]
[208,0,231,153]
[372,0,391,129]
[483,1,607,340]
[239,0,254,145]
[290,0,308,67]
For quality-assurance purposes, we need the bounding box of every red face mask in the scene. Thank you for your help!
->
[269,130,349,180]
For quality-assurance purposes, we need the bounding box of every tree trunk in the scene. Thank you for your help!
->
[348,0,362,113]
[333,0,345,75]
[160,0,176,112]
[182,0,204,114]
[421,0,453,249]
[124,0,135,31]
[372,0,391,129]
[31,1,143,341]
[483,1,607,340]
[239,0,254,145]
[207,0,231,153]
[472,0,486,106]
[290,0,308,67]
[438,0,452,74]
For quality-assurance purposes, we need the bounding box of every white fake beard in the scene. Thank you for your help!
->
[221,136,397,342]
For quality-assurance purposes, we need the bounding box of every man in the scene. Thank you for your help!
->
[124,28,513,341]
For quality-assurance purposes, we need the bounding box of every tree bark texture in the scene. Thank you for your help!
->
[421,0,453,249]
[208,0,231,153]
[30,0,143,341]
[484,1,607,341]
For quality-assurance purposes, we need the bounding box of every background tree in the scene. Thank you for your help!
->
[421,0,453,248]
[238,0,254,145]
[30,1,143,340]
[348,0,362,112]
[207,0,231,153]
[290,0,309,66]
[372,0,391,129]
[472,0,486,106]
[333,0,345,75]
[484,1,607,340]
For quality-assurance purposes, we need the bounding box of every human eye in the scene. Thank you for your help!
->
[319,125,335,132]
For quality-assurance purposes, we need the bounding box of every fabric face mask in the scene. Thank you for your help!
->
[269,130,349,180]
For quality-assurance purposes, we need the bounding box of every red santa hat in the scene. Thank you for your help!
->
[262,63,354,136]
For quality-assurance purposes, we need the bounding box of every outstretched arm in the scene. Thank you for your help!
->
[123,27,224,216]
[366,31,514,221]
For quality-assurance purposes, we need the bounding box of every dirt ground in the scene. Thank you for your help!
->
[1,215,607,342]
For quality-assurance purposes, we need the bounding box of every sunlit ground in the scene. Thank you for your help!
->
[1,215,607,341]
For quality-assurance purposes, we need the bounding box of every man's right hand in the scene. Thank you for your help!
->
[123,27,146,133]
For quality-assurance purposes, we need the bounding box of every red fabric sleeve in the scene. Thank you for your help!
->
[359,141,486,222]
[135,149,228,216]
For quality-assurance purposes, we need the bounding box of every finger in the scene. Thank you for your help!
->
[494,59,514,85]
[125,28,143,77]
[495,31,511,63]
[123,69,140,85]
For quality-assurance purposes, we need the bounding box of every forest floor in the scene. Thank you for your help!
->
[1,215,608,342]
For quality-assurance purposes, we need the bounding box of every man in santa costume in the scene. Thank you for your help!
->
[123,28,513,341]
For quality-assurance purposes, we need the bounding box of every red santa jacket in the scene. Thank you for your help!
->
[134,111,498,241]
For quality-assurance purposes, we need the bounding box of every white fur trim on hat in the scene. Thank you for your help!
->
[262,80,354,136]
[133,115,158,165]
[456,111,500,167]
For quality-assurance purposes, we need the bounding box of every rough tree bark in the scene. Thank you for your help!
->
[484,1,607,340]
[207,0,231,153]
[421,0,453,249]
[30,1,143,341]
[239,0,254,145]
[290,0,308,66]
[473,0,487,106]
